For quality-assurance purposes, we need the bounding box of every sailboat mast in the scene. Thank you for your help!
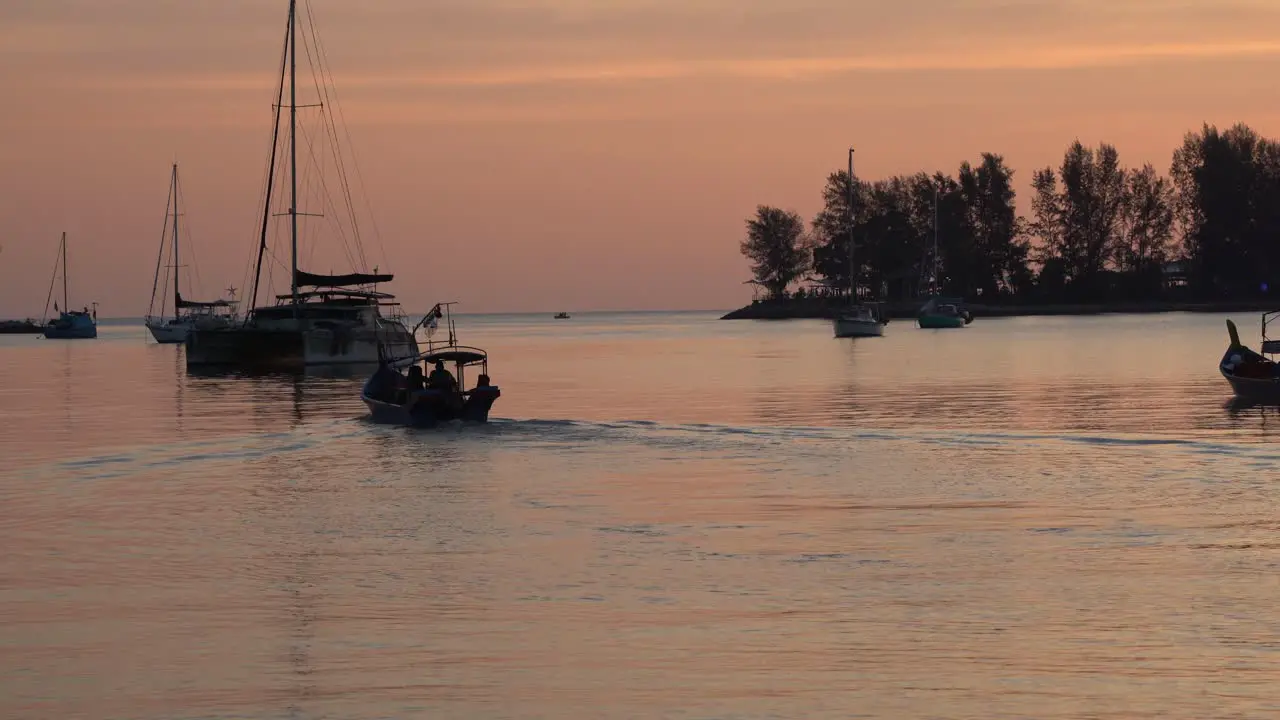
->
[288,0,299,313]
[61,232,68,311]
[847,147,855,303]
[248,5,291,317]
[172,163,180,317]
[933,185,939,293]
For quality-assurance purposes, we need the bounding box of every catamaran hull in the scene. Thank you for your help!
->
[833,317,884,338]
[186,326,418,370]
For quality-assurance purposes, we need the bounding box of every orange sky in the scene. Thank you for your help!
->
[2,0,1279,316]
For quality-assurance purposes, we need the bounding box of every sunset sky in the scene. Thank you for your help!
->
[2,0,1279,316]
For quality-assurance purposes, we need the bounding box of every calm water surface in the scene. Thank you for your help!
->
[2,312,1279,719]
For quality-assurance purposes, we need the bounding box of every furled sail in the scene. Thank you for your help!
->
[294,269,394,287]
[176,293,233,309]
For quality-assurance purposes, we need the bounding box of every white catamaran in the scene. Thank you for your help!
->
[185,0,418,371]
[145,163,238,344]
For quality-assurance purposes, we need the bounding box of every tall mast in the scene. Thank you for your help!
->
[172,163,180,317]
[847,147,855,304]
[248,2,291,318]
[288,0,299,313]
[933,185,939,294]
[61,231,68,311]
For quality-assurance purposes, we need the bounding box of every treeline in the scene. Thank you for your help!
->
[740,123,1280,304]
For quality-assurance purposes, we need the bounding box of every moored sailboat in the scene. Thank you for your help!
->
[917,186,972,329]
[185,0,417,371]
[41,232,97,340]
[145,163,238,344]
[832,147,888,338]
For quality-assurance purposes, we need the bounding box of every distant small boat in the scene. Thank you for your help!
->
[144,163,238,344]
[0,319,43,334]
[554,312,571,319]
[41,232,97,340]
[1220,315,1280,403]
[362,303,500,426]
[917,296,972,329]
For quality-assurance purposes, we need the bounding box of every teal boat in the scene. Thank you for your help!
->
[916,188,971,329]
[41,232,98,340]
[918,296,971,329]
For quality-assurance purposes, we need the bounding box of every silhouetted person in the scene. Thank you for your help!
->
[428,360,455,391]
[405,365,425,391]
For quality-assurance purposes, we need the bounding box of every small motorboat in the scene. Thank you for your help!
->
[1220,315,1280,403]
[917,296,973,329]
[833,303,888,338]
[554,312,570,319]
[361,302,500,426]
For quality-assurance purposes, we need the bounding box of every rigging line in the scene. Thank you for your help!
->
[295,113,360,272]
[297,10,365,272]
[177,171,207,301]
[41,235,60,322]
[306,1,378,271]
[147,172,175,319]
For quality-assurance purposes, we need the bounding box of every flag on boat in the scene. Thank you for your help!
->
[423,303,443,337]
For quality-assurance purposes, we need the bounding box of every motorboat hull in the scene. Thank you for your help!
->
[362,385,501,427]
[918,313,968,329]
[186,323,418,371]
[1221,340,1280,404]
[43,312,97,339]
[147,316,238,344]
[147,321,189,344]
[833,316,884,338]
[1221,369,1280,404]
[43,325,97,339]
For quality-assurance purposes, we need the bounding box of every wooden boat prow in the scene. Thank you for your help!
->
[1220,315,1280,403]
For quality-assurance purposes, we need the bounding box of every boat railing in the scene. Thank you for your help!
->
[1261,310,1280,356]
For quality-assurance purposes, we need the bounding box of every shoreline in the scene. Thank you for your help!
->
[720,299,1278,321]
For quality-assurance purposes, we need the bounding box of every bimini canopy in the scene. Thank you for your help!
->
[176,293,234,309]
[423,347,488,366]
[295,269,393,287]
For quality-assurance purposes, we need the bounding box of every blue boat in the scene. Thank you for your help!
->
[41,232,98,340]
[44,309,97,339]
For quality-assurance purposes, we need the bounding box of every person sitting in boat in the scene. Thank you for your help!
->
[394,365,425,403]
[428,360,456,392]
[406,364,426,391]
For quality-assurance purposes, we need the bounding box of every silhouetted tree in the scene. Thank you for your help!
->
[1114,164,1175,296]
[1172,123,1280,297]
[958,154,1029,299]
[810,170,871,291]
[741,205,808,299]
[1031,141,1127,299]
[754,124,1280,308]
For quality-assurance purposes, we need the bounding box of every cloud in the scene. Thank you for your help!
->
[51,39,1280,94]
